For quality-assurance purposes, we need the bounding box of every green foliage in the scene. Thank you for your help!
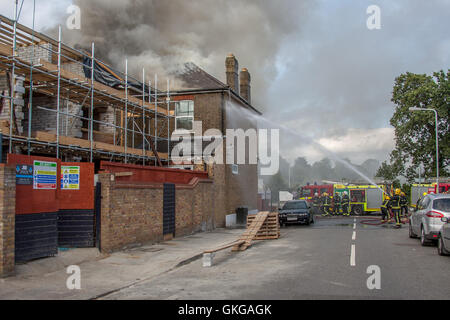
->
[401,183,412,198]
[385,70,449,182]
[265,171,288,203]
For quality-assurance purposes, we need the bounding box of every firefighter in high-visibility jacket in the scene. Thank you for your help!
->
[400,192,408,218]
[333,192,341,216]
[312,193,320,215]
[341,191,350,216]
[390,189,403,228]
[322,193,331,216]
[416,192,427,208]
[380,196,391,222]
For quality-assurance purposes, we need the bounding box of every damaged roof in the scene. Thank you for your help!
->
[173,62,227,90]
[172,62,261,115]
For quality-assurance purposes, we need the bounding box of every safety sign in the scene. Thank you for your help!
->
[16,164,33,185]
[33,160,57,190]
[61,166,80,190]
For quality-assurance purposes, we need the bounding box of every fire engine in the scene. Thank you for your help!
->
[410,183,434,208]
[299,183,392,215]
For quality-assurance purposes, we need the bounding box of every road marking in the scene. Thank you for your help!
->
[353,223,357,229]
[352,231,356,240]
[350,244,356,266]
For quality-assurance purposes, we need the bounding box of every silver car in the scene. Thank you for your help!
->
[409,194,450,246]
[438,216,450,256]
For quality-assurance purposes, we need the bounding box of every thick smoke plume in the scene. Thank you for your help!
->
[53,0,313,110]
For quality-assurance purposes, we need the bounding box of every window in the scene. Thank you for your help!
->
[420,197,431,210]
[433,199,450,211]
[282,201,308,210]
[175,100,194,131]
[301,189,311,197]
[351,190,365,202]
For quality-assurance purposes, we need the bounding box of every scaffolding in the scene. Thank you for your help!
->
[0,3,176,166]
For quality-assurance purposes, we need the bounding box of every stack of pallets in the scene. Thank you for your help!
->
[232,211,280,252]
[247,212,280,240]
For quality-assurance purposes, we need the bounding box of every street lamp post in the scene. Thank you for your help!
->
[409,107,439,193]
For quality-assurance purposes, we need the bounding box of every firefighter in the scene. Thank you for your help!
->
[416,192,427,208]
[312,192,321,215]
[322,192,331,216]
[400,192,408,218]
[333,192,341,216]
[390,189,403,228]
[341,191,350,216]
[381,196,391,222]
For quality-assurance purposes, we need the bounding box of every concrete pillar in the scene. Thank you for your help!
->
[225,54,239,94]
[0,165,15,277]
[203,252,215,267]
[239,68,251,104]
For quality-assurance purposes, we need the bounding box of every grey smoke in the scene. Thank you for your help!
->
[38,0,449,165]
[49,0,314,109]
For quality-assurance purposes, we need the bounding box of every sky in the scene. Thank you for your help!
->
[1,0,448,166]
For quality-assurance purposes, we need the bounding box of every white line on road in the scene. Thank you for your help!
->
[352,231,356,241]
[350,244,356,266]
[353,223,356,229]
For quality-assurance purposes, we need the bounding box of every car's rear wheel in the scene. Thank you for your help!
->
[421,226,432,246]
[438,235,449,256]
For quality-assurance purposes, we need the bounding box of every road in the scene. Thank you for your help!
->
[102,216,450,300]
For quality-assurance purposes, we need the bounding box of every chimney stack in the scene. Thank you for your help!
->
[225,54,239,94]
[240,68,251,104]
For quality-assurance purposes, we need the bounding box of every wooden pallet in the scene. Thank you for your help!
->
[204,212,280,255]
[246,212,280,240]
[232,211,274,252]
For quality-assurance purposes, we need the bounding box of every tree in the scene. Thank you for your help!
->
[265,171,288,203]
[291,157,312,186]
[388,70,449,182]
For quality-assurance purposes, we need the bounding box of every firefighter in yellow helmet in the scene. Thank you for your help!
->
[390,189,402,228]
[322,192,331,216]
[416,192,428,208]
[381,195,391,222]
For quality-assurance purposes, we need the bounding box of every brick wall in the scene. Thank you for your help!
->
[0,74,26,135]
[25,95,83,138]
[0,165,15,277]
[98,172,214,253]
[190,93,258,226]
[16,43,53,65]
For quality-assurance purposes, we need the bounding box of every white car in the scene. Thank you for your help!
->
[409,194,450,246]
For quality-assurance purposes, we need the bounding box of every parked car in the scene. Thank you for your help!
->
[438,217,450,256]
[279,200,314,226]
[409,194,450,246]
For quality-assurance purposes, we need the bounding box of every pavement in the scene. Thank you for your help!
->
[1,216,449,300]
[0,228,243,300]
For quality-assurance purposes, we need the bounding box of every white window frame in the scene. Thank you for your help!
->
[175,100,194,132]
